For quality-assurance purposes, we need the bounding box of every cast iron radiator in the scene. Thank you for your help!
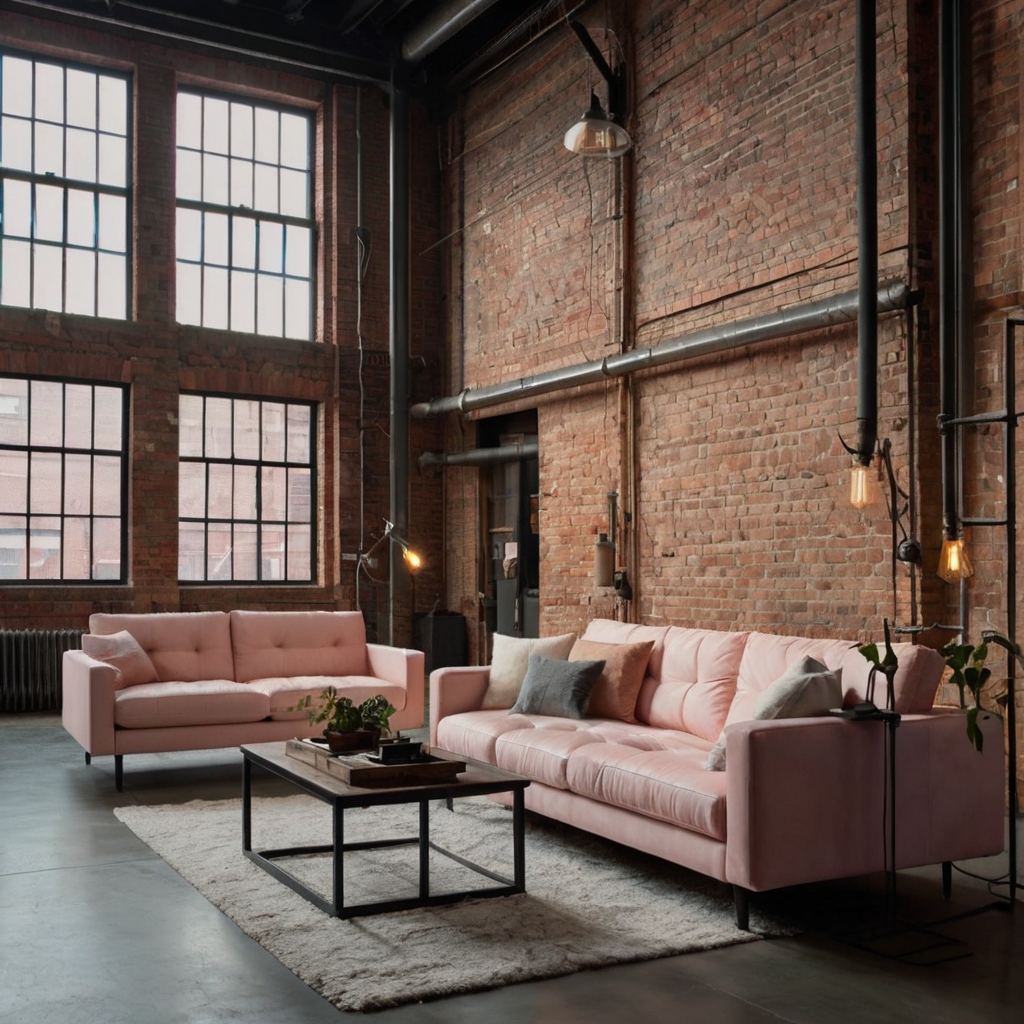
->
[0,629,84,712]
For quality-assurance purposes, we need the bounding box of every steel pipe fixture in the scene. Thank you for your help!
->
[402,0,503,63]
[418,442,539,468]
[412,282,911,418]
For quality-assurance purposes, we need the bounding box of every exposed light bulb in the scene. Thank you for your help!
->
[848,462,879,509]
[937,537,973,582]
[402,547,423,574]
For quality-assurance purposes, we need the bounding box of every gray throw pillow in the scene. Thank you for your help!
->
[510,654,606,719]
[705,655,842,771]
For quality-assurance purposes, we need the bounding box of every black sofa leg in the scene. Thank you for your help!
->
[115,755,123,792]
[942,860,952,899]
[734,885,750,931]
[85,752,91,765]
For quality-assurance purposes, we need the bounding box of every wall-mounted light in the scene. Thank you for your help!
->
[937,534,973,583]
[848,458,880,509]
[384,520,424,575]
[564,21,631,159]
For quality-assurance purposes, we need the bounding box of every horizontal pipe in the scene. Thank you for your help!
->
[412,281,911,418]
[419,442,539,468]
[402,0,503,63]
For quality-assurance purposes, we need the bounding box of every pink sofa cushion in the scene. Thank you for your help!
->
[113,679,269,729]
[247,675,408,721]
[581,620,670,679]
[81,630,158,689]
[230,611,368,683]
[569,638,654,723]
[726,633,944,726]
[90,612,235,684]
[493,720,607,788]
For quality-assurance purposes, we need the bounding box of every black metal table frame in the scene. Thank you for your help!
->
[241,746,527,919]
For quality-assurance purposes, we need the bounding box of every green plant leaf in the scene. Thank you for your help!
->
[965,706,984,753]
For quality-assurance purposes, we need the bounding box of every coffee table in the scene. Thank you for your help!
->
[240,741,530,919]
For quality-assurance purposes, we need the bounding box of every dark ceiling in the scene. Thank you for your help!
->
[4,0,584,96]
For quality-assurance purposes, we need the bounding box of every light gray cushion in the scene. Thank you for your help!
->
[705,655,842,771]
[509,654,606,719]
[481,632,578,709]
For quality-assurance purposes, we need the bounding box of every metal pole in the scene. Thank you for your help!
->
[1006,319,1018,906]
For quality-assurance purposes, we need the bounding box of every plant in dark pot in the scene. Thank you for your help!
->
[292,686,380,753]
[358,694,397,739]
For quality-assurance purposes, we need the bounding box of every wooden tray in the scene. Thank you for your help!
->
[285,738,466,787]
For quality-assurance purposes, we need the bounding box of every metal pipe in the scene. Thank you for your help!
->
[412,282,911,418]
[418,442,539,468]
[402,0,503,64]
[387,72,411,646]
[855,0,878,466]
[1004,318,1018,905]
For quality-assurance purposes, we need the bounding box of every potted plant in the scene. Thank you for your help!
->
[359,694,397,738]
[291,688,399,753]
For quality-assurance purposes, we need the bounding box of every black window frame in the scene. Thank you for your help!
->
[0,372,129,585]
[177,391,317,584]
[0,46,133,320]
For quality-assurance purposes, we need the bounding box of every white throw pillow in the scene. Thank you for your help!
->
[481,632,578,709]
[82,630,158,689]
[705,655,842,771]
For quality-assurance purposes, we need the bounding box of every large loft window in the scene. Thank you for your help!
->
[178,393,314,582]
[0,52,130,318]
[0,376,127,582]
[175,91,313,340]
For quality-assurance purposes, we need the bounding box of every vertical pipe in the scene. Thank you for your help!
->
[856,0,878,465]
[1005,320,1018,904]
[388,71,411,646]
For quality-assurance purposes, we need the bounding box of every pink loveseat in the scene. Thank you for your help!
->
[63,610,424,790]
[430,619,1005,927]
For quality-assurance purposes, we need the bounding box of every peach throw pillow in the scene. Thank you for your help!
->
[570,637,655,723]
[82,630,158,689]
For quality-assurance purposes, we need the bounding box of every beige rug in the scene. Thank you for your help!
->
[114,794,787,1012]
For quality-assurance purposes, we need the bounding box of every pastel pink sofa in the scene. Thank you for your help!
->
[430,619,1006,927]
[63,610,425,790]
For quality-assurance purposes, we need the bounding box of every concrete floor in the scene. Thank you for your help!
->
[1,713,1022,1024]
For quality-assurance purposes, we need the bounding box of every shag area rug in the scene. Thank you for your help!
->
[115,794,786,1012]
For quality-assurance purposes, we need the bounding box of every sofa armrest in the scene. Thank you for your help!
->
[366,643,425,725]
[62,649,117,756]
[725,709,1004,892]
[429,666,490,746]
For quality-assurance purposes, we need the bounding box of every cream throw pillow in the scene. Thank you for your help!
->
[82,630,158,689]
[705,655,842,770]
[481,632,578,709]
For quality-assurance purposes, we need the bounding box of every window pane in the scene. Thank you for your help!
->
[32,243,62,311]
[64,385,92,449]
[64,453,91,513]
[279,113,308,170]
[2,59,32,117]
[204,98,229,156]
[66,127,97,183]
[233,464,256,519]
[233,216,256,269]
[202,264,228,329]
[253,163,278,214]
[28,515,61,579]
[205,397,231,458]
[229,270,254,333]
[98,76,127,136]
[258,221,283,274]
[179,460,205,517]
[254,107,278,164]
[261,402,285,461]
[98,134,126,188]
[205,211,228,266]
[233,399,260,460]
[203,153,228,206]
[1,116,31,171]
[92,516,120,579]
[34,121,63,176]
[93,455,121,516]
[233,522,257,579]
[98,194,125,252]
[287,467,310,521]
[176,206,201,262]
[0,515,26,579]
[280,168,307,218]
[30,382,62,446]
[0,450,27,512]
[3,179,31,237]
[96,252,125,319]
[230,157,253,209]
[94,387,122,450]
[207,462,232,519]
[230,102,253,158]
[287,524,311,581]
[261,465,285,520]
[65,248,95,316]
[66,70,97,129]
[177,260,201,325]
[0,378,28,445]
[256,273,282,336]
[2,238,31,306]
[178,394,204,457]
[285,224,310,278]
[34,63,63,123]
[284,278,309,341]
[67,189,96,247]
[261,524,285,580]
[35,184,64,242]
[176,148,201,202]
[207,523,231,580]
[63,516,90,579]
[30,451,61,513]
[177,521,204,581]
[177,92,202,151]
[287,404,311,463]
